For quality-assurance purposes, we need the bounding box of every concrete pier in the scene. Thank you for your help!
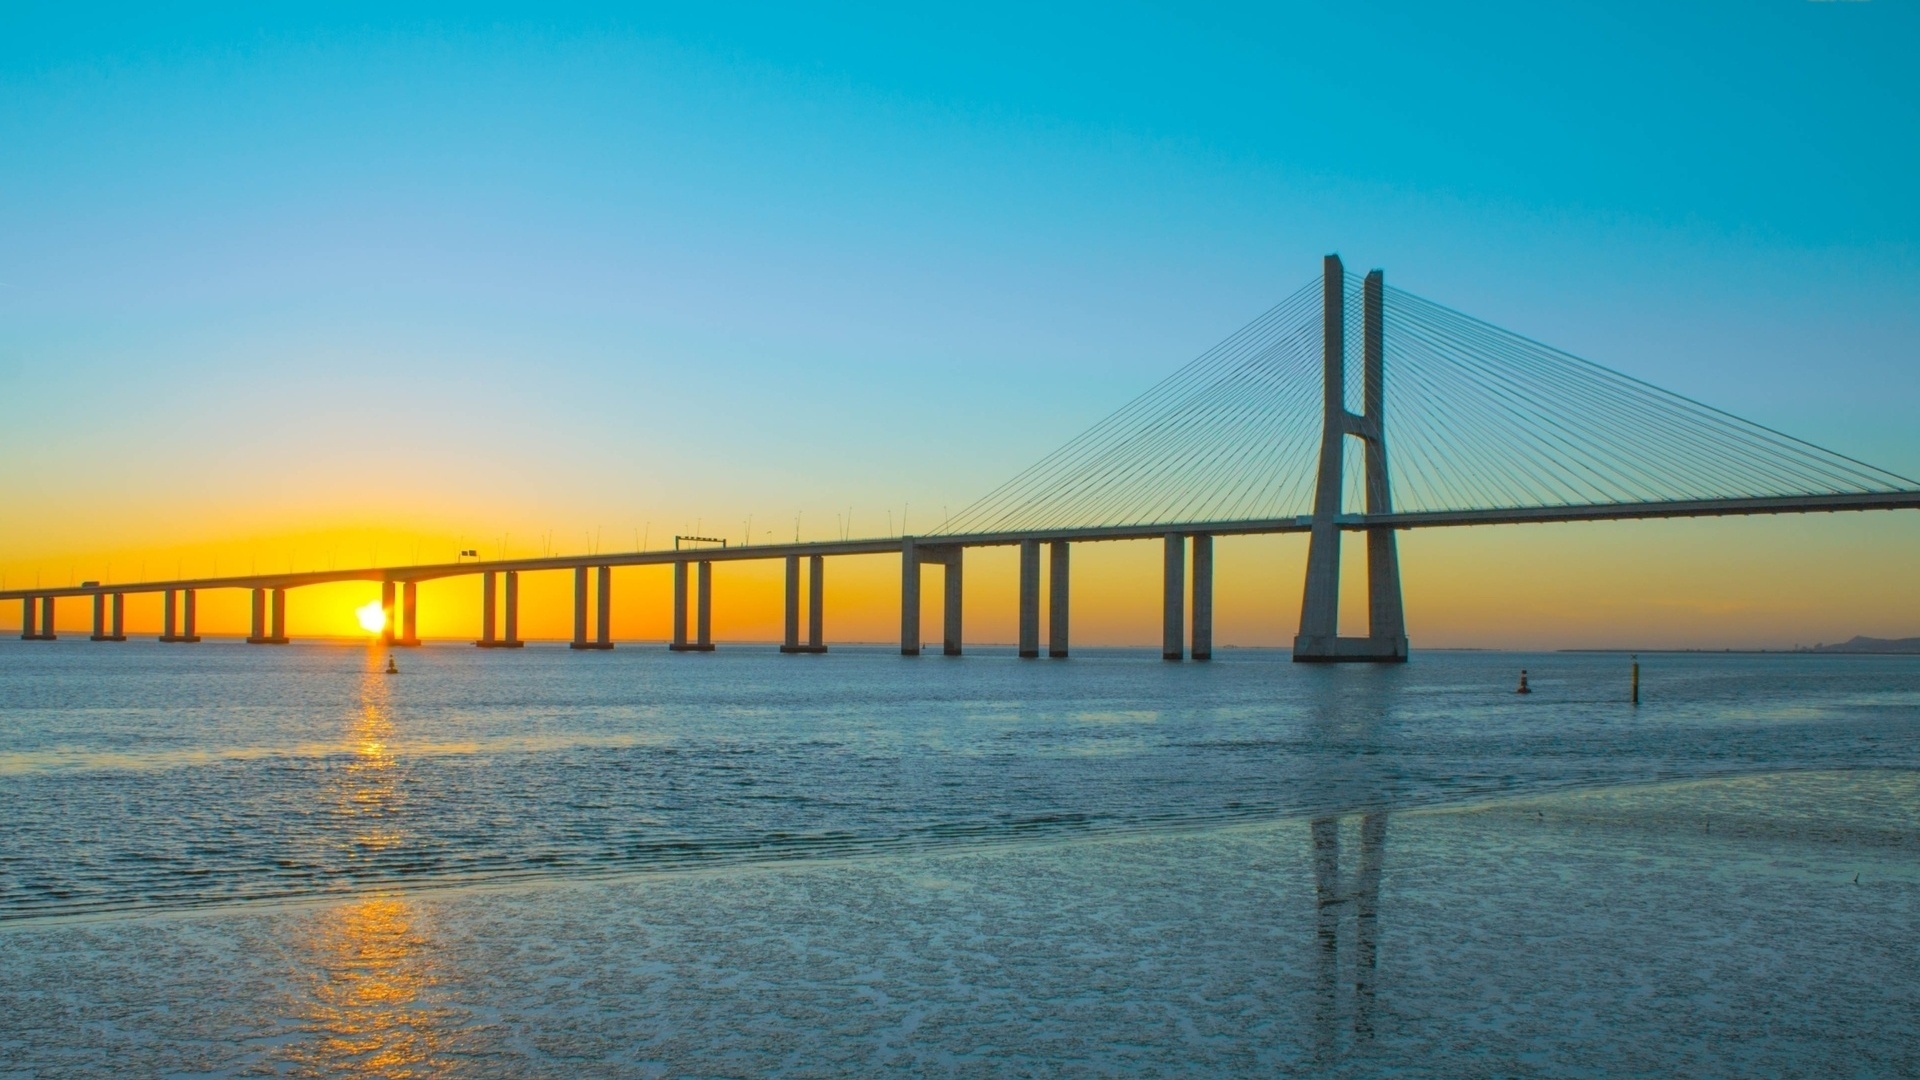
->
[696,560,713,650]
[671,562,688,649]
[245,586,289,643]
[91,593,107,640]
[478,571,497,646]
[571,566,588,649]
[901,543,961,656]
[110,593,126,641]
[502,571,522,647]
[942,547,963,656]
[160,589,200,643]
[1018,539,1040,658]
[21,596,55,641]
[476,571,522,648]
[780,555,827,653]
[380,582,396,647]
[1162,533,1185,660]
[596,566,612,649]
[1191,533,1213,661]
[782,555,800,651]
[900,538,920,656]
[246,588,267,643]
[1049,541,1070,658]
[670,560,715,651]
[807,554,826,652]
[573,566,613,650]
[396,582,420,647]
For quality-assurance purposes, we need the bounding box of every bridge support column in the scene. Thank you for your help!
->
[1192,533,1213,661]
[568,566,613,650]
[900,538,920,656]
[22,596,56,640]
[1296,255,1347,661]
[596,566,612,648]
[1360,268,1408,660]
[1162,533,1185,660]
[159,590,197,643]
[394,582,419,646]
[243,586,287,643]
[782,555,800,651]
[380,582,395,647]
[247,588,267,643]
[696,560,713,650]
[1049,542,1070,657]
[110,593,125,641]
[808,555,826,652]
[503,571,522,646]
[1018,539,1040,658]
[780,555,827,653]
[572,566,589,649]
[569,566,614,651]
[477,571,497,646]
[943,549,963,656]
[92,593,107,640]
[670,562,690,650]
[1294,257,1407,663]
[670,560,715,651]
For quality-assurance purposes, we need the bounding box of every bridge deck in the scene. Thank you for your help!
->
[5,491,1916,601]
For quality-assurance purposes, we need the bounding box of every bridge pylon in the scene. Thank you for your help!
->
[1293,255,1408,663]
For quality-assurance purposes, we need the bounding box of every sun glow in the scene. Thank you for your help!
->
[355,601,386,634]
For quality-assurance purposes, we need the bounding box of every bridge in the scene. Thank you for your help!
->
[9,256,1918,660]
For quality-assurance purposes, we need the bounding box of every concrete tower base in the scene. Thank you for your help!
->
[1291,635,1409,663]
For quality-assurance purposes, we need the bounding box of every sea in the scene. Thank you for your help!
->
[1,641,1916,1077]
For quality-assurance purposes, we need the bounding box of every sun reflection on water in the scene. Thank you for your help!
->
[280,662,454,1075]
[340,661,406,853]
[282,894,452,1077]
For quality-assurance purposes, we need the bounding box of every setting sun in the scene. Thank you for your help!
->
[355,601,386,635]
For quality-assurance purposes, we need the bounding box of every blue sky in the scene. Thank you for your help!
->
[2,2,1915,611]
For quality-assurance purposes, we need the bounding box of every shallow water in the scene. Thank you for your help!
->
[1,642,1916,1074]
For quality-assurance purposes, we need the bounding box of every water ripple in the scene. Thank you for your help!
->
[2,643,1915,922]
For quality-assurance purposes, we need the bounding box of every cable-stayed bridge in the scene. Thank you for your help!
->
[10,256,1918,660]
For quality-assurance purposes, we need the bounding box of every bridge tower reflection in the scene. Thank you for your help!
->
[1311,810,1389,1051]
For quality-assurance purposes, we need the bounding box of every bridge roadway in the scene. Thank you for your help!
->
[8,490,1918,657]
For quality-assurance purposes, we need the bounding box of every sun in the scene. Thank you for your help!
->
[355,600,386,635]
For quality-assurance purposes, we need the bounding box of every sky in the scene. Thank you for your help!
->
[2,1,1916,647]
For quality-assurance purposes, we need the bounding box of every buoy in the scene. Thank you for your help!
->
[385,656,398,675]
[1631,657,1640,705]
[1516,669,1531,695]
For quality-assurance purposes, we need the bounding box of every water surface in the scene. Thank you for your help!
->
[1,642,1915,1075]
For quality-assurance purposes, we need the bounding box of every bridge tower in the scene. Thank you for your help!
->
[1293,255,1408,662]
